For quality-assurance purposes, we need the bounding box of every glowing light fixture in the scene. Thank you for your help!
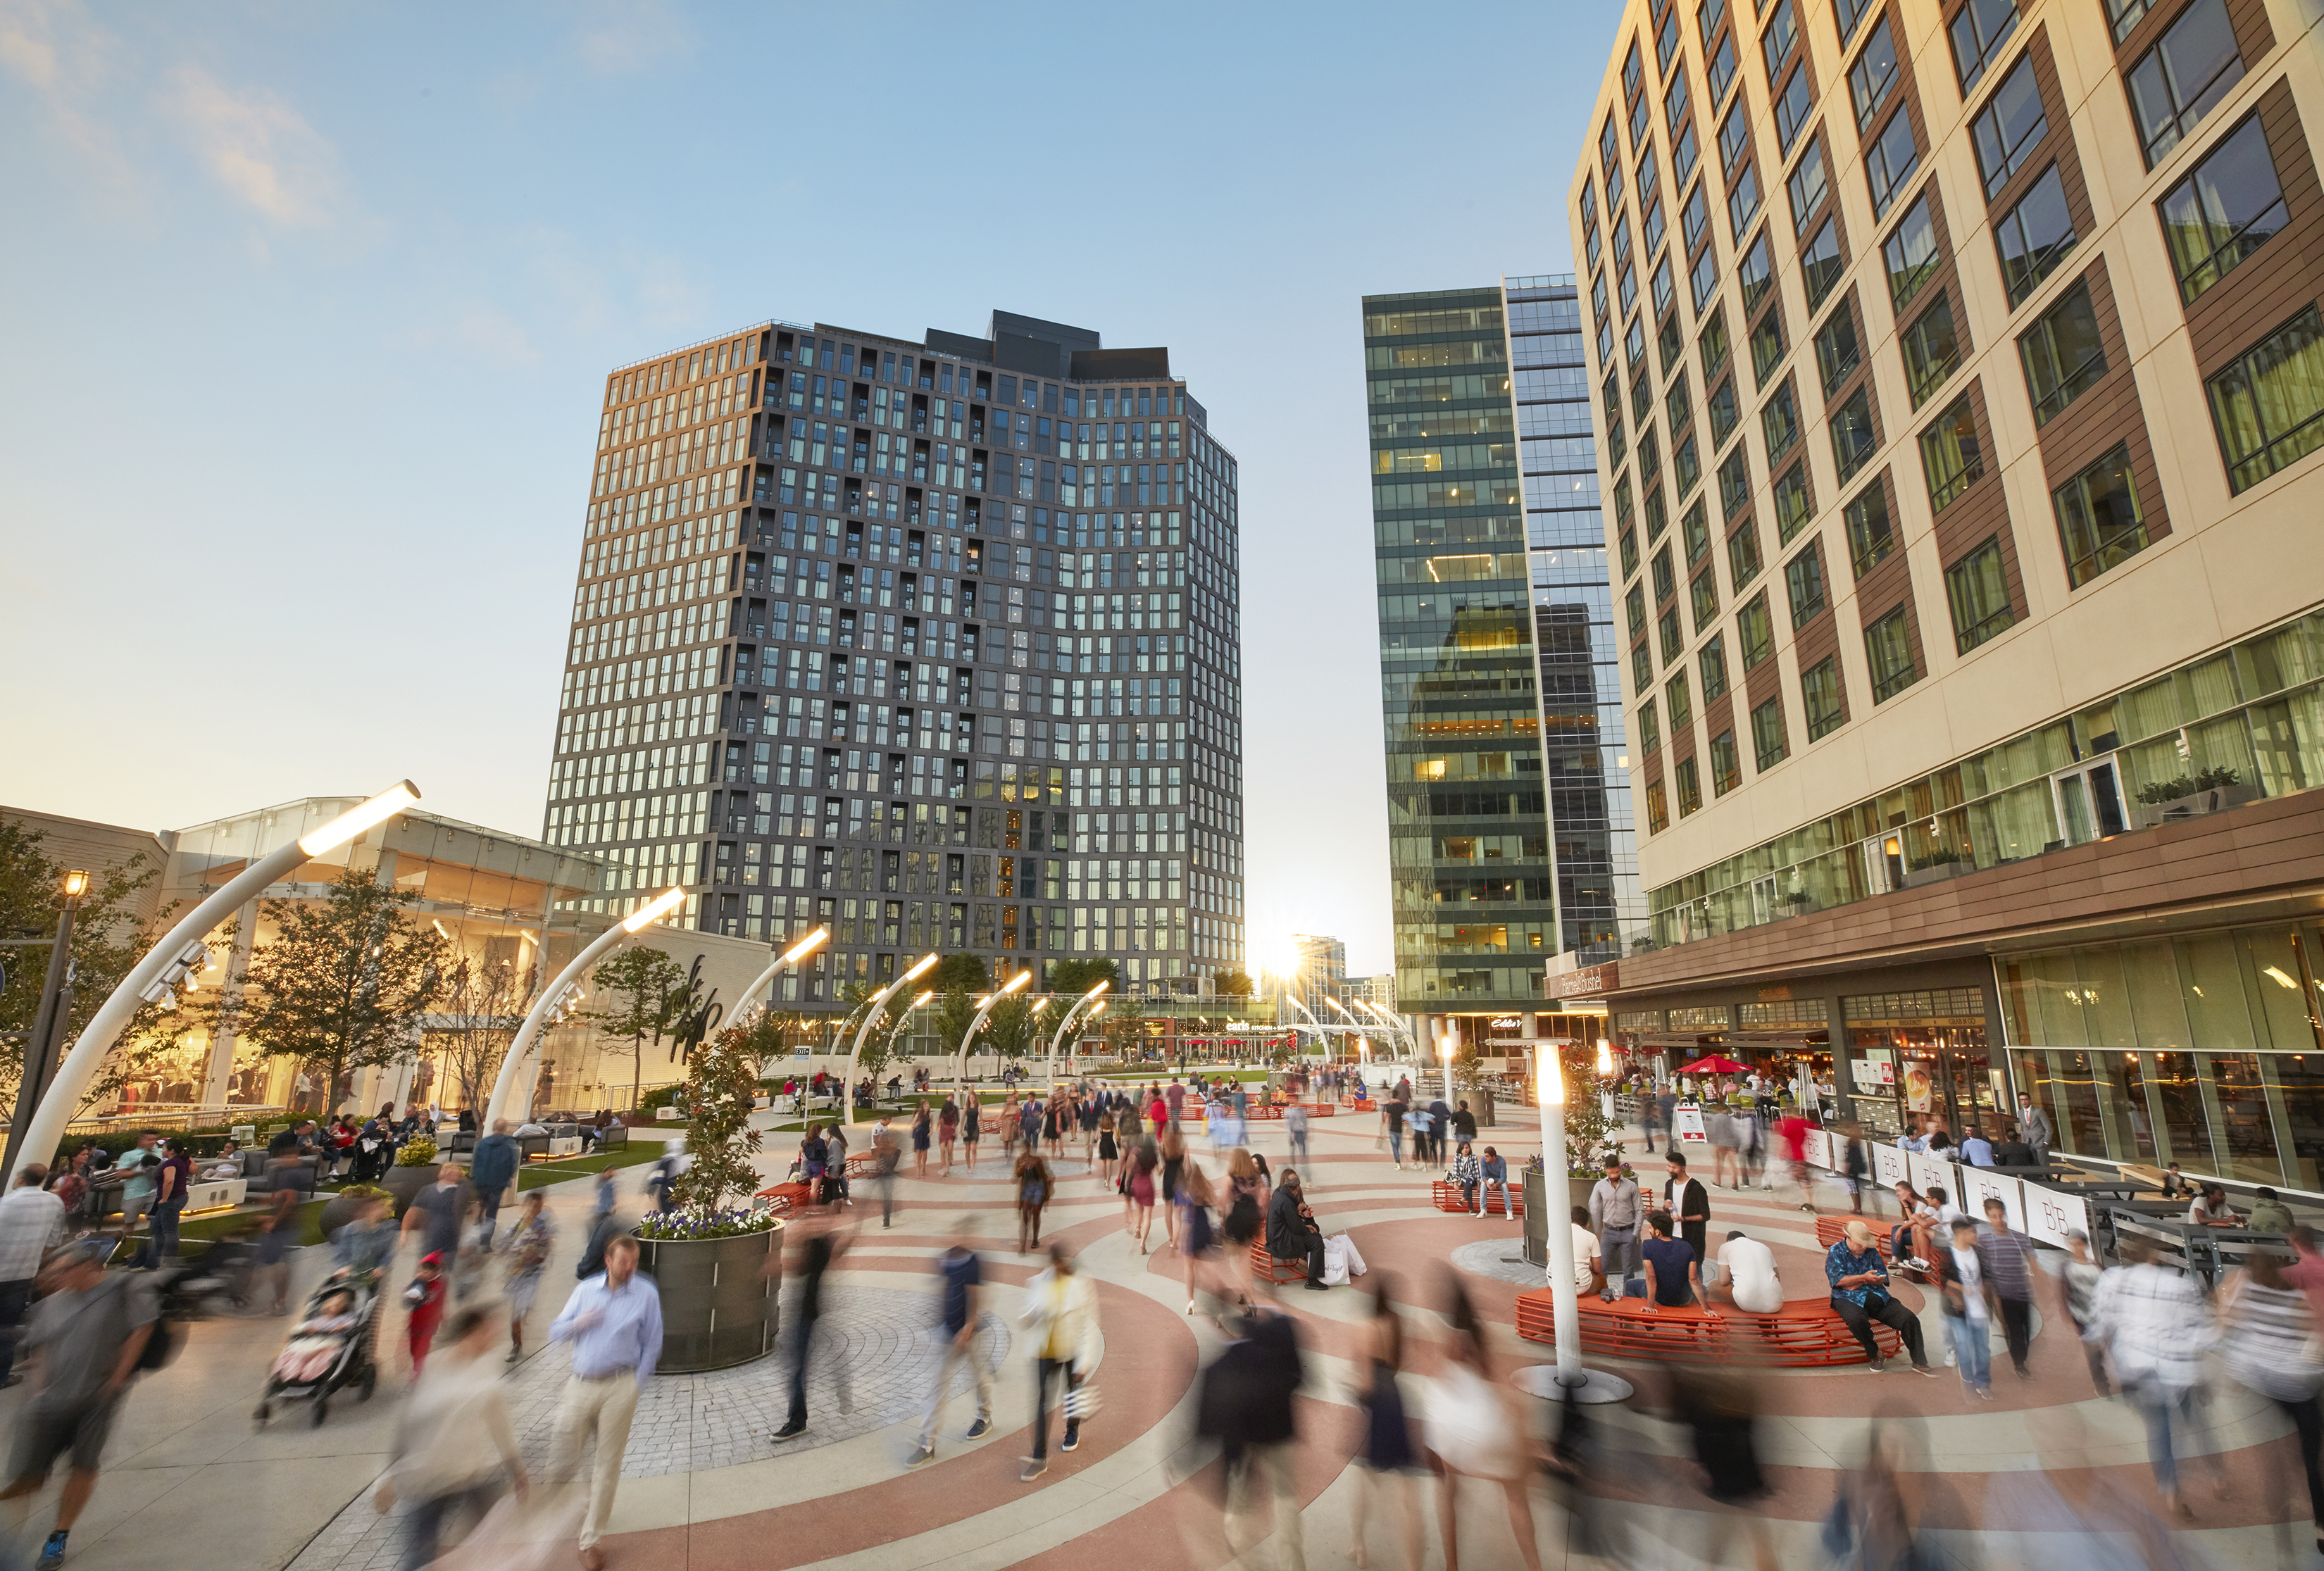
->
[622,885,688,932]
[299,781,421,856]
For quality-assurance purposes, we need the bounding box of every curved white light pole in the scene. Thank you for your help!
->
[1527,1042,1632,1403]
[1350,997,1416,1063]
[482,884,685,1129]
[735,927,830,1027]
[1043,982,1109,1085]
[6,782,422,1188]
[952,968,1033,1106]
[839,952,937,1126]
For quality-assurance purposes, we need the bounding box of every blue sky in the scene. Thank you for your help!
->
[0,0,1615,974]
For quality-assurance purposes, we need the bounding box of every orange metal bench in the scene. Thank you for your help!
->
[1513,1287,1899,1365]
[1813,1215,1899,1262]
[1430,1179,1524,1217]
[1251,1241,1310,1285]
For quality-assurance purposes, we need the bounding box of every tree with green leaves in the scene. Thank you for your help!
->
[932,988,980,1072]
[928,952,989,994]
[1047,956,1120,997]
[431,951,537,1113]
[579,946,686,1115]
[1213,969,1254,999]
[836,978,914,1091]
[227,864,450,1118]
[985,992,1040,1062]
[666,1022,764,1217]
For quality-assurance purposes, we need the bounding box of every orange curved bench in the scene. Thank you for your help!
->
[1813,1215,1899,1262]
[1297,1101,1337,1118]
[1247,1104,1285,1120]
[1430,1179,1523,1217]
[1251,1241,1310,1285]
[1513,1287,1899,1366]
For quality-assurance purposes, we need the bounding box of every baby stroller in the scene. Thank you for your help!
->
[254,1268,381,1429]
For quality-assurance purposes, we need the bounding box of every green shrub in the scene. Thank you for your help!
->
[396,1134,438,1168]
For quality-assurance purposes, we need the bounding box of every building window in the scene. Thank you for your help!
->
[1717,445,1751,522]
[2159,115,2287,305]
[2102,0,2152,44]
[1708,375,1739,449]
[1815,297,1862,394]
[1737,230,1773,314]
[1969,56,2047,200]
[1681,180,1710,253]
[1774,66,1814,156]
[1699,306,1731,380]
[1837,0,1875,43]
[1645,481,1669,542]
[1883,200,1939,320]
[1829,384,1878,483]
[1751,695,1789,770]
[1901,293,1963,408]
[1761,382,1801,463]
[1944,535,2016,652]
[2206,306,2324,493]
[1674,432,1701,496]
[1948,0,2018,93]
[1737,592,1775,668]
[2019,279,2109,427]
[1638,696,1662,753]
[1771,461,1814,544]
[1761,0,1799,82]
[1644,194,1668,256]
[1995,165,2078,307]
[1865,606,1919,701]
[1700,632,1731,699]
[1864,106,1919,217]
[1801,218,1844,310]
[1625,582,1647,637]
[2052,442,2152,587]
[1652,546,1676,603]
[1666,669,1694,729]
[1620,263,1639,317]
[1787,137,1828,232]
[1919,394,1983,513]
[1692,245,1721,311]
[1729,163,1763,242]
[1708,30,1739,108]
[1632,640,1654,690]
[1785,542,1828,628]
[1749,302,1787,387]
[1849,16,1899,132]
[1691,565,1721,634]
[1620,526,1639,580]
[1727,519,1762,588]
[1709,730,1743,794]
[1652,256,1676,318]
[1675,120,1699,185]
[1803,655,1846,739]
[2125,0,2244,167]
[1675,756,1703,816]
[1843,478,1895,577]
[1659,606,1685,663]
[1647,779,1670,833]
[1682,493,1711,562]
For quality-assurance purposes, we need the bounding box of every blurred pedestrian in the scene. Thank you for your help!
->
[1671,1362,1775,1570]
[1286,1101,1309,1168]
[470,1120,520,1238]
[1348,1279,1421,1571]
[911,1100,932,1178]
[1202,1304,1306,1571]
[0,1167,65,1385]
[2055,1228,2110,1396]
[1935,1216,1995,1401]
[373,1303,527,1570]
[145,1139,192,1269]
[1127,1143,1158,1255]
[872,1118,901,1229]
[960,1091,981,1172]
[401,1251,447,1382]
[334,1194,398,1279]
[548,1233,663,1570]
[497,1191,555,1362]
[1423,1281,1539,1571]
[2092,1239,2219,1517]
[1097,1108,1120,1188]
[1978,1197,2037,1379]
[773,1194,849,1441]
[909,1219,993,1467]
[1177,1161,1223,1319]
[400,1163,467,1270]
[113,1134,159,1266]
[2218,1246,2324,1551]
[249,1185,299,1317]
[1018,1242,1099,1482]
[0,1241,157,1570]
[1016,1149,1052,1255]
[937,1096,959,1175]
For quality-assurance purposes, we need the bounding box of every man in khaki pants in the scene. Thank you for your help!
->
[548,1234,663,1568]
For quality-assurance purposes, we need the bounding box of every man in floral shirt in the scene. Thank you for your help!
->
[1825,1218,1935,1375]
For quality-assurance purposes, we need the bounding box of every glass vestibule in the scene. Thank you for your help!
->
[2000,920,2324,1188]
[1842,987,1997,1140]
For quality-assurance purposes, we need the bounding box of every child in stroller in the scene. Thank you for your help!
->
[270,1286,363,1383]
[256,1267,381,1427]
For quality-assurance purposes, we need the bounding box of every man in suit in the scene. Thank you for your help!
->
[1266,1171,1328,1291]
[1663,1153,1711,1266]
[2016,1096,2054,1168]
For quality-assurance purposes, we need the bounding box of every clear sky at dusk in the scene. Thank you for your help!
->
[0,0,1617,975]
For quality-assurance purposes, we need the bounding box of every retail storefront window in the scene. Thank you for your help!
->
[1842,987,1995,1141]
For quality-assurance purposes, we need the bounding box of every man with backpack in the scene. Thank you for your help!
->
[0,1240,161,1569]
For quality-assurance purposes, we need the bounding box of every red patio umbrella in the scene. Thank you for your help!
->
[1678,1054,1751,1075]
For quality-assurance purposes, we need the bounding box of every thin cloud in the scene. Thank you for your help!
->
[570,0,693,74]
[158,63,342,227]
[0,0,137,197]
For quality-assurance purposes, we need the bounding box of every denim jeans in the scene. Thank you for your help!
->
[1388,1132,1403,1165]
[2132,1382,2195,1493]
[146,1200,184,1268]
[1947,1313,1991,1392]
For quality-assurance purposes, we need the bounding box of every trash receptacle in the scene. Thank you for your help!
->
[1523,1165,1548,1267]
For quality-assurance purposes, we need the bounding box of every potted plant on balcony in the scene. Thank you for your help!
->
[1901,845,1971,889]
[2128,766,2263,830]
[634,1020,782,1372]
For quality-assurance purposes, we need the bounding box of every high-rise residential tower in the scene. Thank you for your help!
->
[1575,0,2324,1180]
[543,311,1244,1008]
[1363,280,1637,1054]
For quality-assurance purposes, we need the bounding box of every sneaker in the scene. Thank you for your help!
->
[1020,1459,1047,1482]
[965,1417,992,1440]
[37,1532,65,1570]
[906,1445,937,1468]
[1867,1357,1887,1372]
[1944,1350,1956,1367]
[773,1420,807,1441]
[1910,1362,1939,1377]
[1062,1427,1080,1453]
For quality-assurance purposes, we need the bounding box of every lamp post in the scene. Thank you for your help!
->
[954,967,1033,1106]
[3,869,91,1177]
[6,783,423,1189]
[483,884,687,1128]
[735,926,831,1027]
[1518,1043,1633,1403]
[839,953,938,1125]
[1044,982,1108,1085]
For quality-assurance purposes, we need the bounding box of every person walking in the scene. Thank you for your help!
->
[249,1185,300,1317]
[1203,1304,1308,1571]
[1587,1154,1641,1295]
[959,1092,981,1172]
[1663,1153,1710,1267]
[1016,1149,1052,1255]
[1825,1218,1935,1374]
[1096,1108,1119,1188]
[1348,1280,1422,1571]
[2055,1228,2111,1396]
[937,1096,959,1175]
[1977,1197,2038,1379]
[0,1168,65,1386]
[1018,1242,1099,1482]
[470,1120,520,1239]
[496,1191,556,1362]
[0,1240,158,1570]
[373,1303,528,1571]
[547,1233,663,1569]
[1127,1143,1158,1255]
[872,1118,901,1229]
[909,1221,995,1467]
[2218,1246,2324,1552]
[401,1163,468,1272]
[773,1196,849,1442]
[2092,1239,2218,1517]
[911,1101,932,1178]
[1935,1216,1996,1401]
[1423,1282,1541,1571]
[1379,1092,1406,1170]
[1286,1101,1309,1168]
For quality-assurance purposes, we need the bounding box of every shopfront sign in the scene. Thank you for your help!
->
[1959,1166,2023,1232]
[1871,1144,1907,1188]
[1850,1057,1895,1087]
[1800,1128,1834,1171]
[1547,961,1618,1000]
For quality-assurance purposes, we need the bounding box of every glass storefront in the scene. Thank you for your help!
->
[2000,920,2324,1188]
[1842,987,1997,1140]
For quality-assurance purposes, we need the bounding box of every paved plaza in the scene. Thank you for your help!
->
[9,1086,2318,1570]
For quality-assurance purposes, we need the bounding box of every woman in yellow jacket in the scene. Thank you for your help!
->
[1018,1242,1101,1481]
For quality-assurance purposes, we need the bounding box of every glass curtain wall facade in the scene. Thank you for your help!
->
[1508,275,1644,961]
[544,313,1244,1008]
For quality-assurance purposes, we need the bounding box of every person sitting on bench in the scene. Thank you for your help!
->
[1639,1210,1700,1312]
[1266,1170,1328,1292]
[1478,1147,1512,1216]
[1710,1229,1783,1314]
[1827,1217,1935,1374]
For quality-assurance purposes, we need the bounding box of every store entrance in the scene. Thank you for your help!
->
[1842,989,1999,1144]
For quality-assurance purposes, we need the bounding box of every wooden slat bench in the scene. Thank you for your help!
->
[1813,1215,1898,1261]
[1430,1179,1524,1217]
[1513,1287,1899,1366]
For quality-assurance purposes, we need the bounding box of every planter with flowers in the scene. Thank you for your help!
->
[633,1020,782,1372]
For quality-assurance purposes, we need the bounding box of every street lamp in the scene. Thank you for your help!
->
[954,966,1033,1106]
[839,952,938,1125]
[6,782,423,1189]
[1521,1043,1632,1404]
[483,884,688,1127]
[1437,1022,1457,1108]
[1044,981,1108,1084]
[735,926,830,1026]
[3,869,94,1176]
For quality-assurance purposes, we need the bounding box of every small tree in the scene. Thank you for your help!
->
[228,865,449,1118]
[1048,956,1120,997]
[432,953,537,1113]
[929,953,990,994]
[664,1022,765,1220]
[985,992,1039,1062]
[932,987,980,1074]
[1214,969,1254,999]
[580,946,686,1115]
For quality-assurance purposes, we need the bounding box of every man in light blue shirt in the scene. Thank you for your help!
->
[549,1235,663,1568]
[1957,1128,1995,1168]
